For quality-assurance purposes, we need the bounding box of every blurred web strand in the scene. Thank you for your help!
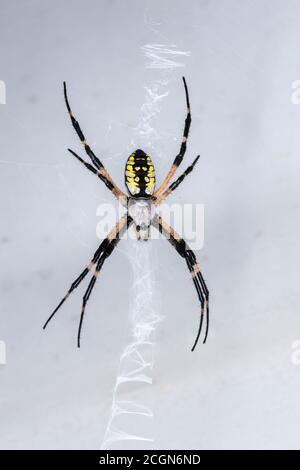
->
[133,85,169,144]
[101,43,190,450]
[141,44,190,69]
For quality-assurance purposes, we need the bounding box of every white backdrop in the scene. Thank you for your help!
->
[0,0,300,449]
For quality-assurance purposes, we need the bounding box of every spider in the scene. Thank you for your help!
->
[43,77,209,351]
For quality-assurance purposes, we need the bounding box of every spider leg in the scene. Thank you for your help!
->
[63,82,127,204]
[77,252,107,347]
[68,149,127,204]
[154,77,191,197]
[185,249,210,347]
[153,155,200,205]
[77,215,132,347]
[43,238,111,329]
[153,215,209,350]
[43,214,132,332]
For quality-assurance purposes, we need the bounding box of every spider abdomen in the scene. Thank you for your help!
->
[125,149,156,197]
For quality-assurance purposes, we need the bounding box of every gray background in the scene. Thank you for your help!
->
[0,0,300,450]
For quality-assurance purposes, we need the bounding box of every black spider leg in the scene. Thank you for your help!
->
[63,82,103,170]
[154,76,192,197]
[63,83,127,202]
[175,76,192,168]
[169,154,200,192]
[185,249,209,344]
[153,215,209,350]
[68,148,115,193]
[43,215,132,333]
[43,238,112,330]
[154,155,200,204]
[185,254,205,351]
[77,253,105,348]
[77,216,132,347]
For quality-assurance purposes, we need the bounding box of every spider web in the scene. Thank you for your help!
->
[100,42,190,450]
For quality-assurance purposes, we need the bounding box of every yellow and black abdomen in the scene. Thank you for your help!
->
[125,149,156,197]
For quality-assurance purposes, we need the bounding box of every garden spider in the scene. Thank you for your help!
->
[43,77,209,351]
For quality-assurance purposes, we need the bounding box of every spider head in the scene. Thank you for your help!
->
[125,149,156,197]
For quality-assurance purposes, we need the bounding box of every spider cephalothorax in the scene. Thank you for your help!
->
[125,149,156,197]
[44,77,209,352]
